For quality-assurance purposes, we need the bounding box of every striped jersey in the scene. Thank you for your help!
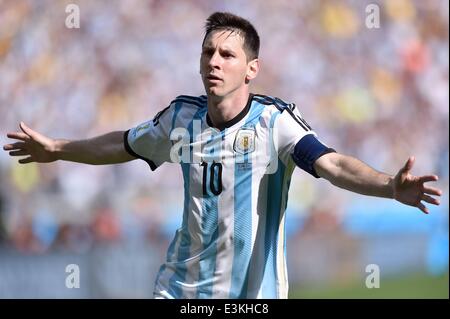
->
[124,93,334,299]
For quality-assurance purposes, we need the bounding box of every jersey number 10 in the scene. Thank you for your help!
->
[201,162,223,196]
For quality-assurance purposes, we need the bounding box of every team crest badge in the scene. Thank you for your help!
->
[233,128,255,155]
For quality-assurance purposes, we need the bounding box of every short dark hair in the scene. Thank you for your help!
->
[202,12,260,61]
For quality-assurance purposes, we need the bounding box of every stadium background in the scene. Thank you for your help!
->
[0,0,448,298]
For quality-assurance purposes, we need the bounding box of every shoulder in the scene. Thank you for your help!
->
[159,94,207,126]
[253,94,312,131]
[150,95,206,127]
[252,94,296,113]
[170,94,207,109]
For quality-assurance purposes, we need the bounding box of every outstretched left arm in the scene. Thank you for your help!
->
[313,152,442,214]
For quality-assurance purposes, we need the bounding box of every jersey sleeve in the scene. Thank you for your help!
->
[274,105,335,177]
[124,104,173,171]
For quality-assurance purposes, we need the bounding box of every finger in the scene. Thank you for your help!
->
[3,142,26,151]
[9,150,29,156]
[422,194,440,206]
[6,132,30,141]
[401,156,415,174]
[417,202,429,214]
[20,122,40,140]
[20,122,33,136]
[418,175,439,183]
[423,186,443,196]
[20,122,45,144]
[18,157,34,164]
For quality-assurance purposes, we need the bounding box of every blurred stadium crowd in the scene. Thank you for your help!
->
[0,0,448,297]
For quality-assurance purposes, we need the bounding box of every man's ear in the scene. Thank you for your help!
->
[246,59,259,81]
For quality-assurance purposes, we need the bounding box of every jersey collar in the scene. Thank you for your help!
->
[206,93,254,131]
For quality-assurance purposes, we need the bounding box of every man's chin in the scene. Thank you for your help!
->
[205,87,224,97]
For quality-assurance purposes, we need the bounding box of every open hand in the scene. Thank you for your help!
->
[393,156,442,214]
[3,122,57,164]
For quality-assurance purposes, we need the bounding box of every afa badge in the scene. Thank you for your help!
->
[233,127,255,155]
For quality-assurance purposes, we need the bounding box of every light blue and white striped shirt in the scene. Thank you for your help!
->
[125,93,334,299]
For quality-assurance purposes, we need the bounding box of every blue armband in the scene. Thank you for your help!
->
[291,134,336,178]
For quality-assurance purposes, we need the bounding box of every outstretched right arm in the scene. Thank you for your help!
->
[3,122,135,165]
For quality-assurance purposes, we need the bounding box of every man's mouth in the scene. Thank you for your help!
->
[207,74,222,81]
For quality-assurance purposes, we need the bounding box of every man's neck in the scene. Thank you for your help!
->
[207,89,250,130]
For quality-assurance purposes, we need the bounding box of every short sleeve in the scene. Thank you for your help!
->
[124,104,173,171]
[274,106,335,177]
[274,106,315,164]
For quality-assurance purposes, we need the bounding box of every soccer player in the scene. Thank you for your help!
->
[3,12,442,299]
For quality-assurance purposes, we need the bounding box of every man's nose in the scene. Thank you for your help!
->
[208,51,221,69]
